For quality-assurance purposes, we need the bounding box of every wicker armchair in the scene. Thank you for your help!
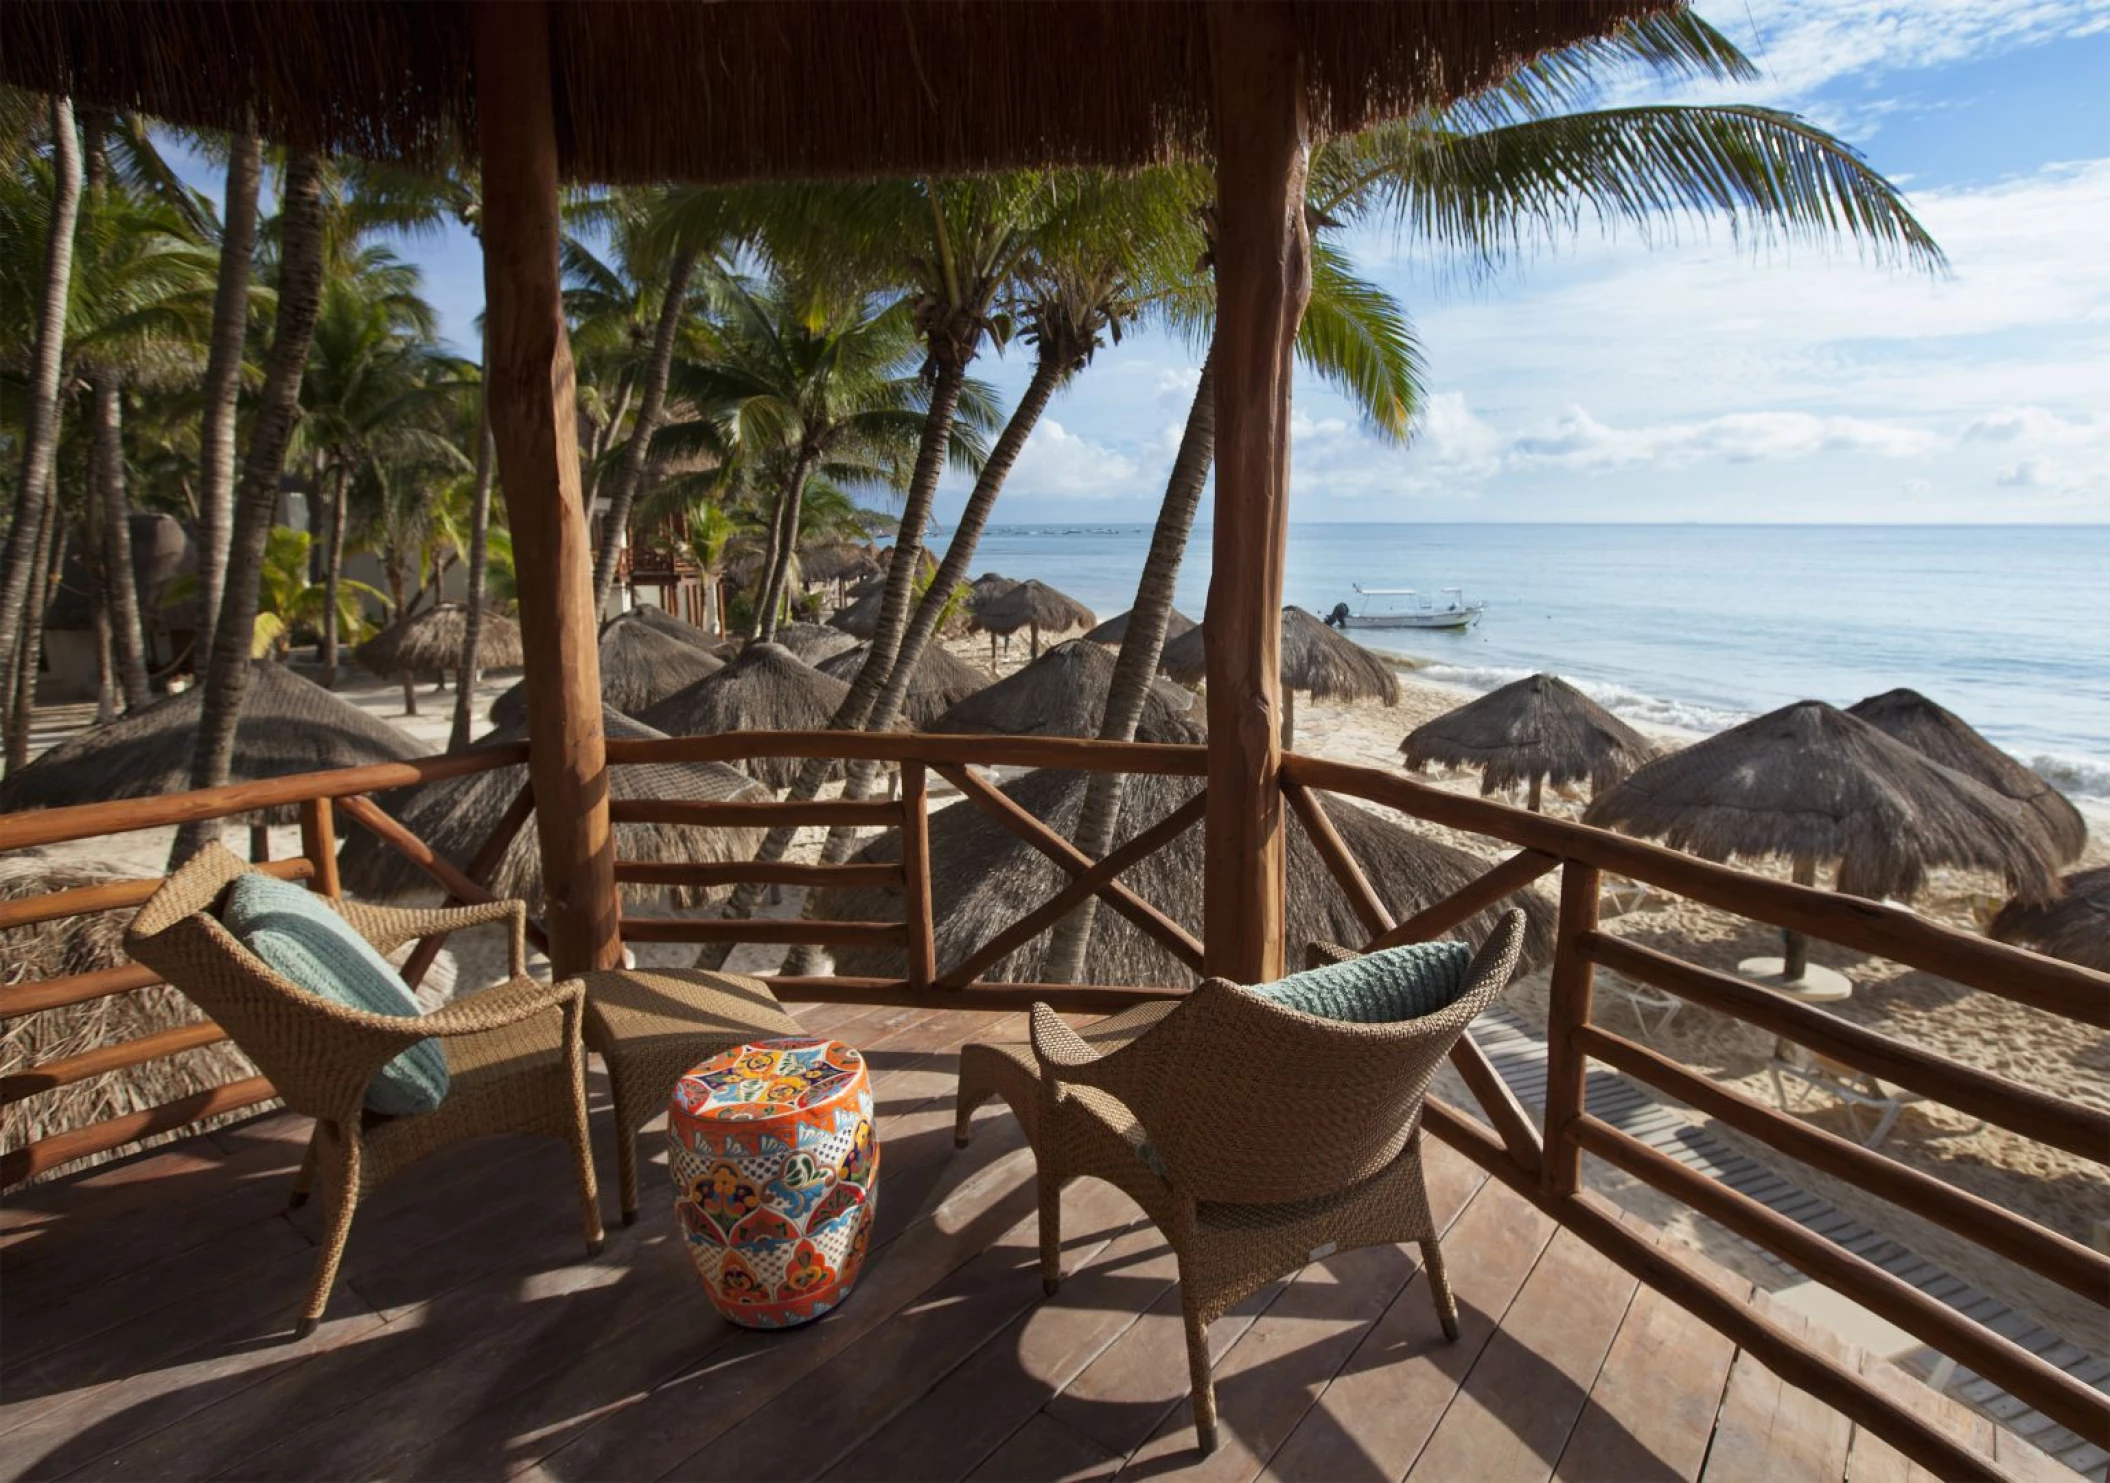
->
[125,843,601,1337]
[955,911,1527,1454]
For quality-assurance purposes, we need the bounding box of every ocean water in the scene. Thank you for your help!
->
[962,523,2110,803]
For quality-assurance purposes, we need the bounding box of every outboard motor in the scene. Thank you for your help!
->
[1326,601,1351,629]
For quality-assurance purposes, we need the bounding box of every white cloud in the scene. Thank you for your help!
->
[1003,419,1139,500]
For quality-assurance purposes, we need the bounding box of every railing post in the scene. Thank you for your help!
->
[900,761,936,993]
[1541,860,1600,1197]
[299,796,341,897]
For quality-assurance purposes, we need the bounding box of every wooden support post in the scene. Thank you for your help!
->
[900,761,936,993]
[298,796,340,897]
[1541,861,1602,1196]
[1203,4,1310,984]
[474,1,620,975]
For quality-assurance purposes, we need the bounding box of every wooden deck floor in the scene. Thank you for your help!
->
[0,1000,2058,1482]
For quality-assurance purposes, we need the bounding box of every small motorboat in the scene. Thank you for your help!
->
[1326,586,1484,631]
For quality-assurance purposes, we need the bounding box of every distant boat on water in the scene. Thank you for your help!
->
[1327,585,1485,631]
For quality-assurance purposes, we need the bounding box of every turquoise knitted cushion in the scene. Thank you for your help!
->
[221,874,450,1116]
[1253,939,1473,1023]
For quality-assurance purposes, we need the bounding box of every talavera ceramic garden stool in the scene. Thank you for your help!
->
[666,1037,879,1328]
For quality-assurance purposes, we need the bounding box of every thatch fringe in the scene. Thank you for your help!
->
[1402,673,1655,796]
[357,603,523,678]
[489,612,723,726]
[1084,607,1196,646]
[817,642,988,728]
[1161,607,1401,705]
[637,643,851,790]
[1988,866,2109,973]
[774,622,863,665]
[928,639,1202,743]
[971,580,1095,642]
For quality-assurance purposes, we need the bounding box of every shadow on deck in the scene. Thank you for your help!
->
[0,1000,2063,1483]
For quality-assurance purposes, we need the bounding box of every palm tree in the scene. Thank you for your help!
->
[193,121,262,670]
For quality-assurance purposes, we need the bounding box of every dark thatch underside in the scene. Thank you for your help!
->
[1989,866,2109,973]
[818,769,1554,988]
[337,709,765,911]
[490,613,723,727]
[971,580,1095,641]
[773,622,863,666]
[357,603,523,679]
[1084,607,1197,647]
[1402,672,1655,796]
[637,643,851,790]
[1846,688,2088,865]
[1161,606,1401,706]
[1582,701,2060,904]
[0,663,424,825]
[928,640,1203,743]
[817,642,988,728]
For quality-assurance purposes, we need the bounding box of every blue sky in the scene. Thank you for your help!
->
[172,1,2110,526]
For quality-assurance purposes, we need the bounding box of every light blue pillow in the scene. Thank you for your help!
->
[221,874,450,1115]
[1253,939,1473,1024]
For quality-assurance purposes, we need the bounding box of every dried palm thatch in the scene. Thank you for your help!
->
[818,769,1554,988]
[638,643,851,790]
[627,603,720,653]
[338,709,766,910]
[1847,688,2088,865]
[827,589,886,639]
[1161,607,1401,705]
[1084,607,1196,646]
[1583,701,2061,905]
[0,662,425,825]
[800,542,881,585]
[929,640,1202,743]
[0,854,259,1181]
[1989,866,2109,973]
[972,580,1095,657]
[489,612,723,727]
[0,5,1665,187]
[357,603,523,678]
[1402,673,1655,809]
[817,642,989,727]
[774,621,863,666]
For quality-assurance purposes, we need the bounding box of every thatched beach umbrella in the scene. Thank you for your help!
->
[338,709,766,911]
[627,603,721,653]
[0,662,424,825]
[489,611,722,727]
[1989,866,2109,973]
[1084,606,1196,647]
[1584,701,2061,984]
[357,603,524,715]
[965,573,1024,668]
[928,639,1202,743]
[1161,606,1400,747]
[972,579,1095,660]
[1402,673,1655,811]
[817,768,1553,988]
[638,642,850,789]
[827,588,886,639]
[817,641,988,728]
[774,621,863,666]
[800,541,881,595]
[1847,688,2088,865]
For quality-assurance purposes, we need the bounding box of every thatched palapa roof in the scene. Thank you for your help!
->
[827,590,886,639]
[773,621,863,666]
[626,604,722,654]
[638,642,850,789]
[1084,607,1196,647]
[1989,866,2110,973]
[928,639,1202,743]
[817,642,988,728]
[818,769,1554,989]
[357,603,523,679]
[1582,701,2061,904]
[1402,673,1655,797]
[800,542,881,585]
[972,580,1096,642]
[0,663,424,824]
[1846,688,2088,865]
[1161,606,1402,706]
[490,611,722,726]
[338,709,766,911]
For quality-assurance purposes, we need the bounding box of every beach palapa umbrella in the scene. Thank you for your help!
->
[799,541,882,605]
[337,708,767,912]
[928,639,1202,743]
[817,641,989,728]
[1161,605,1400,748]
[816,767,1554,988]
[774,621,863,666]
[1402,673,1656,811]
[357,603,524,715]
[965,573,1024,669]
[1847,687,2088,865]
[1083,606,1196,648]
[1583,700,2061,985]
[827,588,886,639]
[971,579,1095,661]
[626,603,723,654]
[638,642,851,790]
[489,611,723,728]
[1988,866,2109,973]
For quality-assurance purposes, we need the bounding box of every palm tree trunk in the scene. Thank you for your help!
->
[754,451,817,644]
[170,151,328,867]
[386,562,416,716]
[194,123,260,670]
[0,97,83,755]
[93,375,152,709]
[449,412,497,751]
[590,249,697,609]
[692,356,967,970]
[8,518,65,773]
[89,540,118,724]
[1044,355,1216,983]
[319,463,350,687]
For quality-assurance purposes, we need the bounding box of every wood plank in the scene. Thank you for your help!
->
[1369,850,1562,953]
[1552,1279,1743,1480]
[964,1414,1122,1483]
[613,859,903,889]
[1844,1347,1999,1483]
[617,917,901,948]
[900,760,936,992]
[0,1076,277,1189]
[1698,1296,1853,1483]
[603,732,1209,777]
[607,797,898,830]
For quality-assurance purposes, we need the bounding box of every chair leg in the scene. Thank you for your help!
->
[1038,1166,1064,1296]
[1421,1238,1460,1341]
[287,1125,321,1211]
[564,1013,605,1256]
[298,1130,360,1340]
[1183,1294,1219,1455]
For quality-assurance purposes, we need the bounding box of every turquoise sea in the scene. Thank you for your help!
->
[962,523,2110,804]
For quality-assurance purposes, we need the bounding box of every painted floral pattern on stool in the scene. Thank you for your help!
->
[668,1037,878,1328]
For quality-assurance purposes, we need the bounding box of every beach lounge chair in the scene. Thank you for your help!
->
[954,912,1527,1454]
[1768,1038,1926,1149]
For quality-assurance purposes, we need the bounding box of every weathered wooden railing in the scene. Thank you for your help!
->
[1282,752,2110,1473]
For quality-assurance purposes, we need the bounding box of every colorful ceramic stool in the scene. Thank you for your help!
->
[666,1037,879,1328]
